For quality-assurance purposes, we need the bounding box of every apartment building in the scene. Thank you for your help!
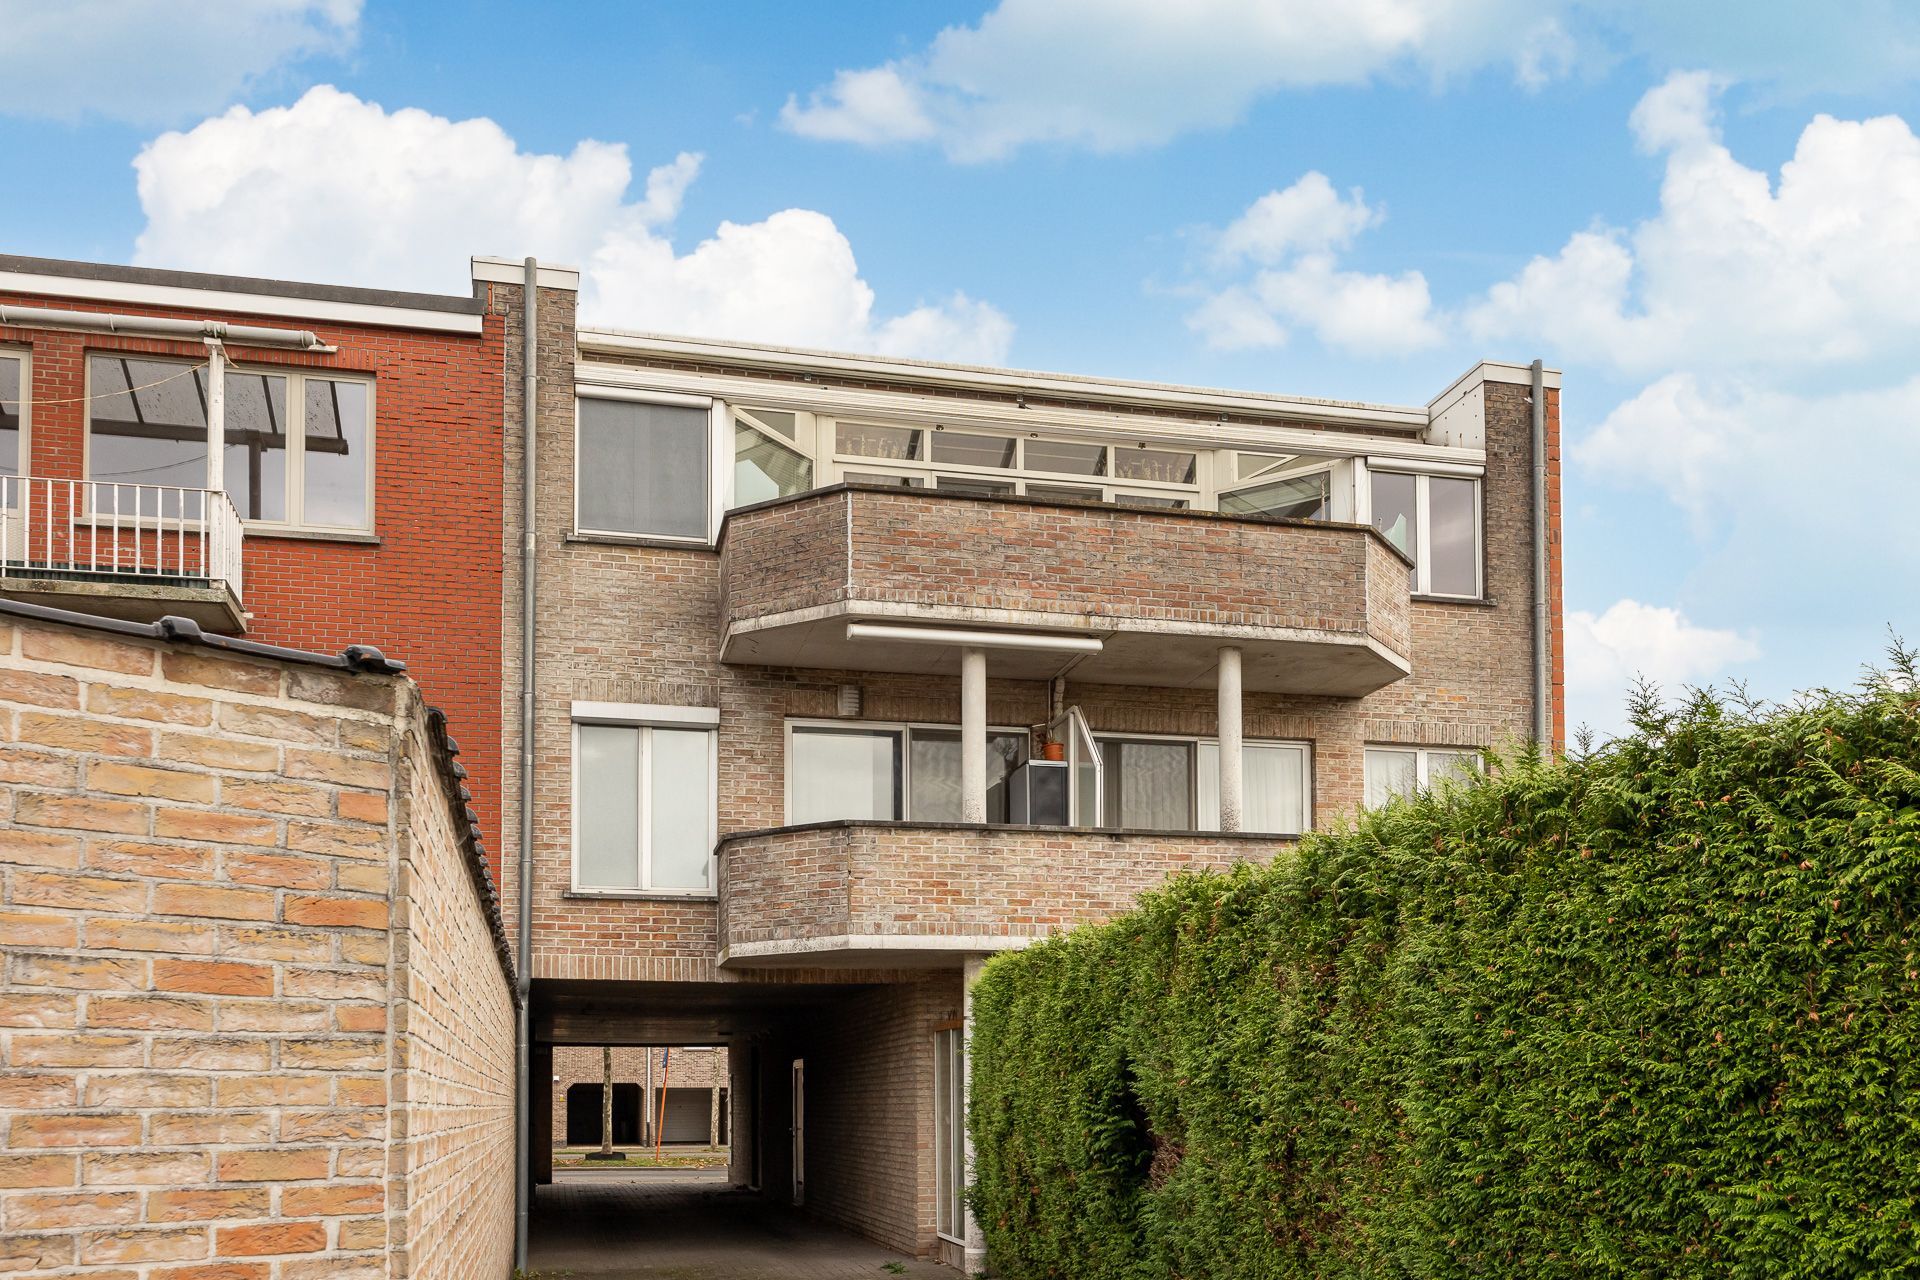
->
[497,264,1563,1269]
[0,255,509,852]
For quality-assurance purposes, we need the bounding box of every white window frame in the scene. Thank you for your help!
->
[1091,729,1314,836]
[573,387,725,545]
[783,717,1031,825]
[727,404,819,513]
[1,346,30,479]
[933,1025,967,1245]
[1363,745,1482,809]
[822,420,1206,508]
[1366,465,1483,600]
[570,702,720,897]
[79,353,377,534]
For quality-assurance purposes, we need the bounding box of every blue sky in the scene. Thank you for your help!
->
[3,0,1917,735]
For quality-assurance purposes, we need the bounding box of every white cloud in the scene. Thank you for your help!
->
[1468,71,1920,375]
[1566,599,1760,729]
[780,0,1550,162]
[1213,172,1382,265]
[779,1,1920,162]
[131,87,1012,364]
[0,0,359,125]
[1186,174,1442,355]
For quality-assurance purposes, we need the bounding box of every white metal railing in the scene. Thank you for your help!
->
[0,475,244,604]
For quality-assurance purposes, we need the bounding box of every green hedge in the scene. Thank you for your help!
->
[969,660,1920,1279]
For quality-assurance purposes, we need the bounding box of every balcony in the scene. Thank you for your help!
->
[718,485,1412,696]
[717,820,1289,968]
[0,477,246,630]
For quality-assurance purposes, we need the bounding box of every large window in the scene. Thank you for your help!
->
[576,395,712,540]
[1369,469,1481,599]
[787,721,1027,824]
[1098,736,1310,835]
[933,1026,966,1243]
[1364,746,1481,809]
[85,355,372,531]
[0,352,24,483]
[572,709,718,894]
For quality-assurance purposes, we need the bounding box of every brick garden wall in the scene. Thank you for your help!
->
[0,608,514,1280]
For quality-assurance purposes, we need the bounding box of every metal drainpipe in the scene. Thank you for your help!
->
[1530,358,1550,748]
[514,257,538,1272]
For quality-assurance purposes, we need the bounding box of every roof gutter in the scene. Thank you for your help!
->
[513,257,538,1274]
[0,302,336,352]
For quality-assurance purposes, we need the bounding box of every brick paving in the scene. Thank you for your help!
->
[527,1170,953,1278]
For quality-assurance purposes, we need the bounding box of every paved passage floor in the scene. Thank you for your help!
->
[527,1168,954,1279]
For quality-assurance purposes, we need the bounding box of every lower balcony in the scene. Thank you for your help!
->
[0,476,245,630]
[716,819,1290,968]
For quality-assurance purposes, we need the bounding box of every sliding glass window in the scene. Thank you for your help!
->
[788,722,1028,824]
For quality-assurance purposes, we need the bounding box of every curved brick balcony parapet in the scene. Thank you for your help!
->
[716,819,1294,969]
[718,485,1412,696]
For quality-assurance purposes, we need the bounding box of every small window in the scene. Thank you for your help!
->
[1,352,26,482]
[929,430,1015,469]
[1024,482,1102,503]
[836,423,922,461]
[732,407,812,508]
[843,471,926,488]
[86,355,372,532]
[1370,470,1481,599]
[1112,493,1189,510]
[1364,746,1480,808]
[1023,438,1106,477]
[1113,446,1197,485]
[1218,472,1330,521]
[573,720,717,893]
[935,476,1016,499]
[576,396,711,540]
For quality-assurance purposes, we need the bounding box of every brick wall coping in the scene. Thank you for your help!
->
[716,481,1417,569]
[0,595,518,996]
[0,596,408,673]
[717,817,1301,848]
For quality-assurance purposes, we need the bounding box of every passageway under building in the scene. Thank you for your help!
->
[527,971,972,1271]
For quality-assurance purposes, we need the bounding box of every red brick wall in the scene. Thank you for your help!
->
[0,290,505,877]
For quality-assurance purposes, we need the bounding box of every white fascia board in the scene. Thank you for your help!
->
[577,361,1482,463]
[570,701,719,727]
[575,328,1431,431]
[0,268,484,336]
[1427,360,1562,416]
[470,257,582,292]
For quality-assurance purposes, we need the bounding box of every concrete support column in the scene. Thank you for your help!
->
[1217,645,1244,832]
[961,646,987,823]
[962,954,989,1275]
[710,1072,721,1148]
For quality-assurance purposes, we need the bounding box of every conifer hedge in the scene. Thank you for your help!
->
[969,658,1920,1279]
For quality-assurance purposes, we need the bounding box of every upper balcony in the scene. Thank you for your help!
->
[0,476,246,631]
[718,485,1412,696]
[717,820,1290,968]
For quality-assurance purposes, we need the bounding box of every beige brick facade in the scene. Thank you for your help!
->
[0,606,516,1280]
[493,273,1563,1264]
